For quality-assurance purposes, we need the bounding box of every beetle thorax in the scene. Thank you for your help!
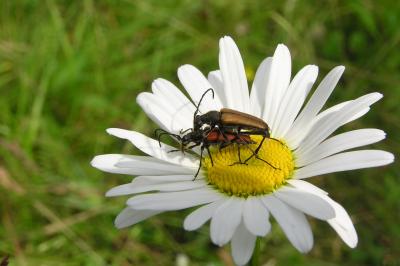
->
[194,111,220,130]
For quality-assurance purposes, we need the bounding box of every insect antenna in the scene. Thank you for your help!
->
[193,88,215,121]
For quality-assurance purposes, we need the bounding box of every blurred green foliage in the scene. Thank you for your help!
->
[0,0,399,265]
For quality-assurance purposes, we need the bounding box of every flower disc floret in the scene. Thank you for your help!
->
[204,136,295,197]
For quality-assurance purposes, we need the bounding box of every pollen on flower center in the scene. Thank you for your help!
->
[203,136,294,197]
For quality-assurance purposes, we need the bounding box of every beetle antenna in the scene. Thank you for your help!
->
[193,88,215,120]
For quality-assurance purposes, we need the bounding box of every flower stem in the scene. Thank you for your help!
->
[250,237,260,266]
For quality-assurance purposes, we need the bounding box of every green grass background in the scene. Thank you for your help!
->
[0,0,399,265]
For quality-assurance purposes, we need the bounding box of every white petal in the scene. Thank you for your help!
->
[286,181,357,247]
[124,175,201,187]
[296,93,382,154]
[249,57,272,117]
[295,150,394,179]
[178,64,222,112]
[314,100,369,125]
[127,187,222,211]
[231,222,257,266]
[106,128,199,168]
[219,36,250,112]
[274,187,335,220]
[347,107,370,124]
[285,66,345,141]
[243,197,271,236]
[287,100,367,149]
[287,95,370,151]
[285,104,337,149]
[261,195,313,253]
[151,79,195,128]
[262,44,291,127]
[273,65,318,137]
[183,198,226,231]
[296,129,386,167]
[115,158,196,175]
[106,180,207,197]
[152,78,195,115]
[207,70,227,107]
[287,179,328,195]
[91,154,192,176]
[114,207,162,229]
[326,198,358,248]
[210,197,244,246]
[136,92,177,132]
[137,92,192,133]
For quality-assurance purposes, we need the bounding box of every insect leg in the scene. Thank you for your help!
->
[193,145,205,180]
[154,128,167,146]
[237,144,243,163]
[167,149,181,153]
[228,129,247,164]
[241,143,280,170]
[254,132,267,155]
[243,145,257,163]
[253,156,280,170]
[206,145,214,166]
[239,130,266,162]
[269,137,284,145]
[155,129,181,147]
[219,142,232,150]
[186,143,201,150]
[180,128,193,135]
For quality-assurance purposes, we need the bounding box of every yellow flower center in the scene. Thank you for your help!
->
[203,136,294,197]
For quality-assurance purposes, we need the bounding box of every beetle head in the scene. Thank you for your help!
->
[180,129,205,151]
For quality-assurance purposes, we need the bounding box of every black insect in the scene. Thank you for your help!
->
[190,88,273,163]
[156,126,258,178]
[155,88,279,178]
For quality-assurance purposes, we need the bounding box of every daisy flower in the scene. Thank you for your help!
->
[91,36,394,265]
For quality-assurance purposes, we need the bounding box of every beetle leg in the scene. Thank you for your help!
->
[237,144,242,163]
[241,144,280,170]
[206,145,214,166]
[253,155,280,170]
[167,149,181,153]
[219,142,231,150]
[154,128,167,147]
[215,126,230,143]
[229,154,248,166]
[231,130,246,164]
[253,132,267,155]
[158,132,180,146]
[230,130,243,163]
[168,142,200,154]
[269,137,284,145]
[242,140,262,163]
[180,128,193,135]
[186,143,201,150]
[154,128,167,137]
[155,129,181,147]
[193,145,204,180]
[200,138,214,166]
[221,129,229,142]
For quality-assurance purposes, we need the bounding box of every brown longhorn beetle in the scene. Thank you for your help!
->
[155,88,280,178]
